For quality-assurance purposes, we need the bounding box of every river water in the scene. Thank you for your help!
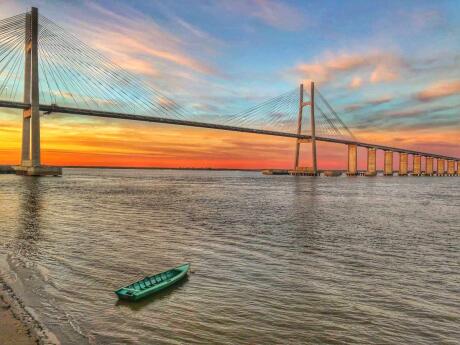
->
[0,169,459,344]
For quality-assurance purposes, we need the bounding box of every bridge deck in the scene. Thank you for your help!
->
[0,100,458,161]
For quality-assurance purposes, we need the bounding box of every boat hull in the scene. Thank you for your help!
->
[115,263,190,301]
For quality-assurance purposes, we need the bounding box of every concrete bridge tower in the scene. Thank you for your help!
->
[14,7,61,176]
[293,82,318,175]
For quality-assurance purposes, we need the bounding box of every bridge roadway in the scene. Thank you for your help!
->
[1,100,458,161]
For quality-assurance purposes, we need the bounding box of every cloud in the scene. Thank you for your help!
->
[370,64,398,83]
[344,104,364,112]
[349,76,363,89]
[6,0,229,114]
[220,0,306,31]
[368,97,393,106]
[87,3,216,75]
[293,52,403,84]
[352,103,460,131]
[416,80,460,102]
[250,0,306,31]
[92,33,214,75]
[344,96,392,112]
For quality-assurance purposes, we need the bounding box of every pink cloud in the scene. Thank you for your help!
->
[59,1,219,80]
[370,64,398,83]
[91,33,214,75]
[293,52,403,84]
[349,76,363,89]
[416,80,460,102]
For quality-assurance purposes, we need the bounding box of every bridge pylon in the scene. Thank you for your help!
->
[14,7,61,176]
[293,81,318,175]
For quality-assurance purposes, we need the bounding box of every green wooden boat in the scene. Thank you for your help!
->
[115,263,190,301]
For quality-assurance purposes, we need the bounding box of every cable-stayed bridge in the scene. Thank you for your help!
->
[0,8,458,176]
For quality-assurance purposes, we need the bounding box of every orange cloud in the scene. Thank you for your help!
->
[293,52,402,84]
[92,34,215,76]
[61,0,220,86]
[416,80,460,102]
[349,76,363,89]
[296,54,367,83]
[370,64,398,83]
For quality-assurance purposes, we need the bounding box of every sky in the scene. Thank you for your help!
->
[0,0,459,169]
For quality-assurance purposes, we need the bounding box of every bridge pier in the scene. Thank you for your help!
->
[384,151,393,176]
[447,160,455,176]
[412,155,421,176]
[14,8,61,176]
[398,152,408,176]
[365,147,376,176]
[437,159,445,176]
[347,144,358,176]
[425,157,434,175]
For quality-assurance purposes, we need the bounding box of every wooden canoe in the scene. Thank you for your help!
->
[115,263,190,301]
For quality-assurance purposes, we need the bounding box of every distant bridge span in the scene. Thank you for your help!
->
[1,100,457,162]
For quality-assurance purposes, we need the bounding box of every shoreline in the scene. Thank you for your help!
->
[0,299,35,345]
[0,256,60,345]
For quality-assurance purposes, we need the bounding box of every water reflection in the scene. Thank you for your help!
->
[15,177,43,259]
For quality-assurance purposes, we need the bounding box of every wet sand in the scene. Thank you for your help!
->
[0,255,60,345]
[0,299,36,345]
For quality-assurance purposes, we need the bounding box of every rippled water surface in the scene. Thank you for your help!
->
[0,169,459,344]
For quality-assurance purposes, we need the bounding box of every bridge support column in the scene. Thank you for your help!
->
[398,152,408,176]
[347,144,358,176]
[365,148,376,176]
[384,151,393,176]
[437,159,445,176]
[21,11,31,166]
[310,82,317,176]
[413,155,421,176]
[447,160,455,176]
[292,82,317,176]
[294,84,303,169]
[14,7,61,176]
[426,157,434,176]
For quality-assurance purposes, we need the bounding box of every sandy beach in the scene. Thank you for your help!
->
[0,299,35,345]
